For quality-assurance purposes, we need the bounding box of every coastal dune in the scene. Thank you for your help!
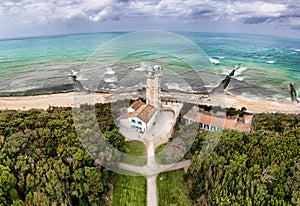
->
[0,92,300,114]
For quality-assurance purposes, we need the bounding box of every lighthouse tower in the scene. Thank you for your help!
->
[145,65,162,108]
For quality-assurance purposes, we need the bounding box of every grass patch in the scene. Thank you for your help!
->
[157,169,192,206]
[155,143,167,164]
[121,140,147,166]
[112,174,146,206]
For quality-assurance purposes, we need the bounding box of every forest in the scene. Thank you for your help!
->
[187,113,300,205]
[0,103,300,205]
[0,104,125,206]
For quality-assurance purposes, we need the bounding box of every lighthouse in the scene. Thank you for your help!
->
[145,65,162,108]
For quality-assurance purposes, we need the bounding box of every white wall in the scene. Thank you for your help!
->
[146,111,158,130]
[129,117,147,132]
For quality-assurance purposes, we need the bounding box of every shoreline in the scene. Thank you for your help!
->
[0,91,299,114]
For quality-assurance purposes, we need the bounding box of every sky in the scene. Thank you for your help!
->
[1,0,300,39]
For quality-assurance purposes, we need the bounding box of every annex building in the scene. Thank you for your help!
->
[184,106,254,132]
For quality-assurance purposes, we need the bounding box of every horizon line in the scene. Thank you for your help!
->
[1,30,300,42]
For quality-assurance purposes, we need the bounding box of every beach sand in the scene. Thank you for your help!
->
[213,94,300,114]
[0,92,299,114]
[0,93,111,111]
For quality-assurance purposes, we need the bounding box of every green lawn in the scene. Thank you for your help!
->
[112,174,146,206]
[121,140,147,166]
[155,143,167,164]
[157,169,192,206]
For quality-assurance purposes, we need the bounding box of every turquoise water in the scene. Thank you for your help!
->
[0,32,299,99]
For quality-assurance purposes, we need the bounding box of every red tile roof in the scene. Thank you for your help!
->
[199,113,212,125]
[234,122,251,132]
[125,101,157,123]
[196,112,252,131]
[183,106,199,121]
[211,116,226,128]
[244,115,253,122]
[130,101,145,111]
[137,105,157,123]
[224,118,235,129]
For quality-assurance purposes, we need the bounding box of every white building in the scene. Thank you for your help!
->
[117,65,162,133]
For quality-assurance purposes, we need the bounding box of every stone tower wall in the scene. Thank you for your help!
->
[146,72,161,107]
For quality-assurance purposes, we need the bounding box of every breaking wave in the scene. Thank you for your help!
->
[165,82,193,92]
[209,58,220,65]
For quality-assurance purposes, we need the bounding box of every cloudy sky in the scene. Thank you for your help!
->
[1,0,300,39]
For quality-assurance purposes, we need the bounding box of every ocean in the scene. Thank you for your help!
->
[0,31,299,100]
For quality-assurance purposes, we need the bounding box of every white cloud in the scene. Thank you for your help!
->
[0,0,299,30]
[229,1,286,16]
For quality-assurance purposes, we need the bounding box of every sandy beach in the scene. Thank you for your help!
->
[213,94,300,114]
[0,92,111,111]
[0,92,299,114]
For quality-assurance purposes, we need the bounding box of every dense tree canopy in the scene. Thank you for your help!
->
[0,103,125,205]
[1,103,299,206]
[188,113,300,205]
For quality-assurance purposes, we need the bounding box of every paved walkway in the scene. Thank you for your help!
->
[118,159,191,176]
[147,175,158,206]
[117,103,190,206]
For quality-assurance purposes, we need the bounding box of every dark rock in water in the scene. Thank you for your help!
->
[289,82,299,103]
[71,75,77,81]
[211,65,240,94]
[74,80,90,93]
[229,69,236,77]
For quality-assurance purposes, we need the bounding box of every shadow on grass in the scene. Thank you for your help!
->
[121,140,147,166]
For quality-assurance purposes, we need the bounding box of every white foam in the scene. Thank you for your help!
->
[217,56,225,59]
[109,83,117,88]
[204,83,220,90]
[209,58,220,65]
[219,69,229,75]
[76,75,88,81]
[134,67,146,71]
[70,70,78,75]
[105,67,115,75]
[266,60,276,64]
[104,76,118,83]
[234,76,245,81]
[235,66,248,76]
[134,62,150,71]
[219,66,247,76]
[165,82,193,92]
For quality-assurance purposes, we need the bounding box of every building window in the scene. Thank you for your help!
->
[138,121,142,125]
[199,123,203,128]
[190,120,194,124]
[131,119,136,124]
[204,124,209,130]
